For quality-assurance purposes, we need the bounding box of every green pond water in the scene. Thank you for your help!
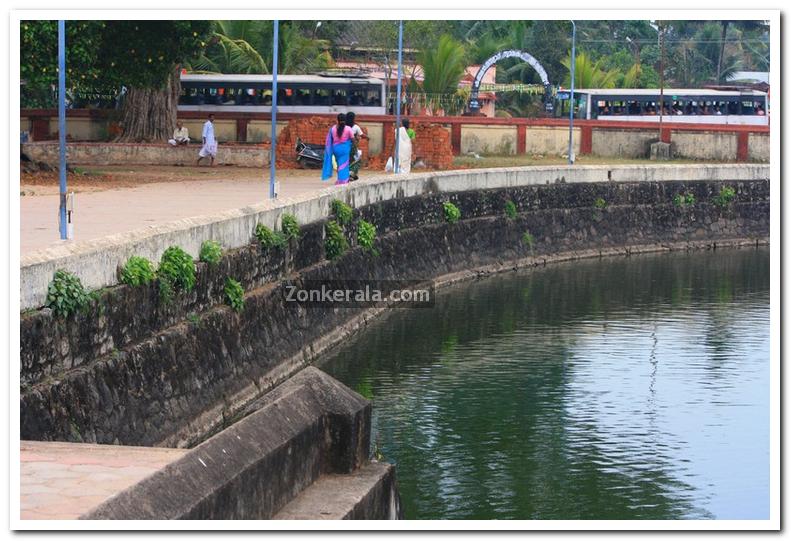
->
[323,247,770,520]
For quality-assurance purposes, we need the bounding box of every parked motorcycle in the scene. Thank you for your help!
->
[295,137,324,169]
[295,137,362,176]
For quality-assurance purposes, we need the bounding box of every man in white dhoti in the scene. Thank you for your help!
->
[395,118,413,174]
[196,114,217,166]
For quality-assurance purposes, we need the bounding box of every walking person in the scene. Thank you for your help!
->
[196,114,217,166]
[345,112,366,181]
[322,113,355,185]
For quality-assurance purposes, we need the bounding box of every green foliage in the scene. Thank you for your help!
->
[673,192,696,207]
[158,246,196,292]
[199,240,223,265]
[357,220,378,256]
[594,197,607,210]
[331,199,354,226]
[255,223,286,249]
[224,277,245,313]
[325,220,348,260]
[120,256,156,287]
[443,201,462,224]
[46,270,90,317]
[21,21,212,107]
[417,35,467,114]
[562,51,621,89]
[504,200,518,219]
[522,231,535,253]
[281,213,301,240]
[713,186,737,207]
[158,276,175,305]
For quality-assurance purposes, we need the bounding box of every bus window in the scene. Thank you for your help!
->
[332,89,348,106]
[366,86,382,106]
[741,100,756,115]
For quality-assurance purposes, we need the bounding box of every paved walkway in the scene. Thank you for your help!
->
[20,169,330,255]
[20,440,187,520]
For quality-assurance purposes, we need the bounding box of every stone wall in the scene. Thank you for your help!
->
[81,367,401,520]
[20,175,770,448]
[21,142,271,168]
[19,165,770,313]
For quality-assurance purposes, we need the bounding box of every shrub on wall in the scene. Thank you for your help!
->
[281,213,301,240]
[325,220,349,260]
[255,223,286,250]
[199,240,223,265]
[158,246,196,292]
[522,231,535,253]
[357,219,379,256]
[594,197,607,209]
[673,192,696,208]
[443,201,461,224]
[224,277,245,313]
[713,186,737,207]
[331,199,354,226]
[504,200,518,219]
[120,256,156,286]
[46,269,90,317]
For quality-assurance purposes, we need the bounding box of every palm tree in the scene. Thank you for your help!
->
[187,20,270,74]
[418,34,467,114]
[561,51,621,88]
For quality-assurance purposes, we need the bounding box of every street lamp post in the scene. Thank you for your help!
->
[269,20,279,199]
[58,20,68,239]
[567,20,576,165]
[393,20,403,174]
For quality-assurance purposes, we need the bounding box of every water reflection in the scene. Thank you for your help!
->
[323,248,769,520]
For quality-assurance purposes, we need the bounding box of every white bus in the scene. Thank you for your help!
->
[554,88,768,126]
[178,73,387,115]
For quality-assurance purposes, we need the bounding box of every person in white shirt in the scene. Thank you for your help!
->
[346,112,366,181]
[196,114,217,166]
[168,121,190,146]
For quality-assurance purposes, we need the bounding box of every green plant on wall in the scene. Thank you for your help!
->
[158,246,196,292]
[673,192,696,208]
[504,200,518,220]
[224,277,245,313]
[357,219,379,256]
[443,201,461,224]
[120,256,156,286]
[199,240,223,265]
[46,269,90,317]
[522,231,535,253]
[281,213,301,240]
[325,220,349,260]
[255,223,286,250]
[713,186,737,207]
[331,199,354,226]
[594,197,607,209]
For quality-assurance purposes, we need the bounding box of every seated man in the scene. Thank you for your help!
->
[168,121,190,146]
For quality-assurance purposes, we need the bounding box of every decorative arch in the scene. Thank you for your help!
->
[468,50,552,113]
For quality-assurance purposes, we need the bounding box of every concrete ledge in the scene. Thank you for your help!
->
[80,367,371,520]
[273,462,402,520]
[19,164,769,311]
[22,142,270,168]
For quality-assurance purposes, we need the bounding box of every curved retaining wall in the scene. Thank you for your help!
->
[20,164,768,312]
[19,166,769,447]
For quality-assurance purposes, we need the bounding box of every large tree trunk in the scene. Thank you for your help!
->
[115,65,181,142]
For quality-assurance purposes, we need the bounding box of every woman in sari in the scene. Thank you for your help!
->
[322,113,355,184]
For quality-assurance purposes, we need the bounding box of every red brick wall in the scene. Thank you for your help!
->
[275,116,369,169]
[369,123,453,170]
